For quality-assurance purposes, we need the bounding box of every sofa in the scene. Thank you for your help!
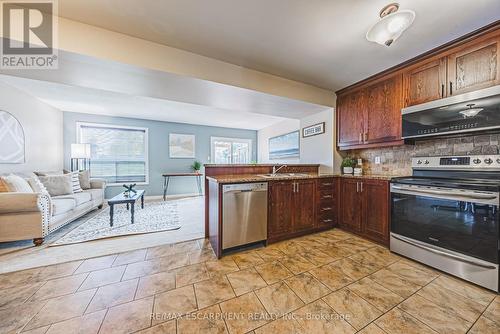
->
[0,177,105,245]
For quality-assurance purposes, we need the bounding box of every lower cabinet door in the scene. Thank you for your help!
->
[268,181,294,238]
[340,179,362,233]
[293,180,316,232]
[362,180,389,245]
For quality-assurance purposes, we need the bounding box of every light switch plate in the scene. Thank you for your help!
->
[375,156,381,164]
[357,158,362,165]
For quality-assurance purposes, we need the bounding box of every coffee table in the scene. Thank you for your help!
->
[107,190,145,227]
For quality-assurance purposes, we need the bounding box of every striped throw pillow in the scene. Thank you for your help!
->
[0,178,11,192]
[69,171,83,193]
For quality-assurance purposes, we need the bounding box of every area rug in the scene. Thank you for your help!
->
[50,201,181,246]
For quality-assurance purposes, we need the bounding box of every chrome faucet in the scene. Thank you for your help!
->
[272,164,287,175]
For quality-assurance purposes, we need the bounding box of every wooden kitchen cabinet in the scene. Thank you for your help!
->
[403,58,447,106]
[316,178,337,228]
[339,178,389,245]
[447,37,500,96]
[268,181,294,238]
[293,180,316,232]
[337,90,366,147]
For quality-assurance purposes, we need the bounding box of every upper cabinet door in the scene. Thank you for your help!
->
[447,37,500,96]
[403,58,447,106]
[365,75,403,144]
[337,90,365,147]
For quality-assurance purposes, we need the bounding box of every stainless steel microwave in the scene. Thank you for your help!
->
[402,85,500,139]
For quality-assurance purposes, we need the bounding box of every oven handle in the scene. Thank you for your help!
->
[391,185,498,200]
[391,234,497,269]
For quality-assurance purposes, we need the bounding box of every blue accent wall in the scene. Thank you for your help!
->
[63,112,257,198]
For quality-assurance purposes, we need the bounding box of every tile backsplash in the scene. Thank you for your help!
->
[346,133,500,176]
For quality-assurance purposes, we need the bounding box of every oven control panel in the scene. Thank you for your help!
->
[412,155,500,170]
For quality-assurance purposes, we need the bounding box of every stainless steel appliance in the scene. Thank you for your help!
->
[391,155,499,291]
[222,182,268,250]
[402,85,500,139]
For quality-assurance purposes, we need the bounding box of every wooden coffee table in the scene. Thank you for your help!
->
[107,190,145,227]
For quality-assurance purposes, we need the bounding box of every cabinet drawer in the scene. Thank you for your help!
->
[318,179,335,190]
[319,192,334,201]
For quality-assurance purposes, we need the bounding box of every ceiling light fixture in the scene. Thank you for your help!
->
[460,104,483,118]
[366,3,415,47]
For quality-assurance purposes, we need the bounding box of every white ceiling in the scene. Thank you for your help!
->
[57,0,500,90]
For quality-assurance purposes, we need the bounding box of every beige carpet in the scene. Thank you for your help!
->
[0,196,204,274]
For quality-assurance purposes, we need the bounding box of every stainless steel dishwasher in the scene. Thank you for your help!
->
[222,182,268,250]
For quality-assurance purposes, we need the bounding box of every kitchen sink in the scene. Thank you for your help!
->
[257,173,310,178]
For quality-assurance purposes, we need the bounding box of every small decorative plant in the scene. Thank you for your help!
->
[191,160,202,173]
[341,157,356,175]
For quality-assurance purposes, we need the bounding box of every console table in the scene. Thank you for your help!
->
[162,173,203,200]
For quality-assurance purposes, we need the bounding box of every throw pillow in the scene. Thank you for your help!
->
[0,178,11,192]
[3,174,33,193]
[28,176,50,196]
[69,171,83,193]
[39,174,73,196]
[78,170,91,190]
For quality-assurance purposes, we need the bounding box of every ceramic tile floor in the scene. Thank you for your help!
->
[0,229,498,334]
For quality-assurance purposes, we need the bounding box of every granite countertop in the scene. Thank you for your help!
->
[207,173,400,183]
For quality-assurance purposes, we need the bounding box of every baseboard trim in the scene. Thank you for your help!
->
[145,193,203,200]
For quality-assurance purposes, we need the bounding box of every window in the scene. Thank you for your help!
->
[77,123,148,185]
[210,137,252,164]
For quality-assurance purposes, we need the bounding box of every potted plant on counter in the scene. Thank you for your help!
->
[191,160,202,174]
[341,156,356,175]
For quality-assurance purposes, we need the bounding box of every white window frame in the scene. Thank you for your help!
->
[210,136,252,164]
[76,122,149,186]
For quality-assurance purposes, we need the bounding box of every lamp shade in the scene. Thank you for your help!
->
[71,143,91,159]
[366,9,415,46]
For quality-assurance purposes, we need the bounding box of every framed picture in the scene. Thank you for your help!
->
[269,131,300,160]
[302,122,325,138]
[169,133,195,158]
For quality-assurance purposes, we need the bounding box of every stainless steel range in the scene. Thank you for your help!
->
[390,155,499,292]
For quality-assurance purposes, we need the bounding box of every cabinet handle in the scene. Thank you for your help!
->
[322,195,333,199]
[322,219,333,223]
[322,182,333,186]
[364,132,368,143]
[358,133,362,143]
[297,183,299,193]
[441,84,444,97]
[361,182,364,192]
[449,82,453,95]
[321,207,333,211]
[356,182,359,193]
[293,182,297,193]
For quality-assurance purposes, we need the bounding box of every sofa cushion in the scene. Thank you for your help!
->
[39,174,73,196]
[3,174,33,193]
[85,189,103,202]
[0,178,11,192]
[51,198,76,216]
[78,170,91,190]
[69,171,83,193]
[54,192,92,206]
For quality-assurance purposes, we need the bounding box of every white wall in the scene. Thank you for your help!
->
[300,109,334,173]
[0,81,63,174]
[258,119,301,164]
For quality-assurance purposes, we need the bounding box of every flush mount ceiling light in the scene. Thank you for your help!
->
[460,104,484,118]
[366,3,415,47]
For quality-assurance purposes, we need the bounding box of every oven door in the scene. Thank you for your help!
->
[391,183,499,264]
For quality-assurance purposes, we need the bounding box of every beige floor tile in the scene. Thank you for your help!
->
[175,263,210,287]
[349,251,389,269]
[335,240,370,253]
[468,316,500,334]
[152,285,197,323]
[483,296,500,324]
[74,254,117,274]
[45,309,106,334]
[100,296,154,333]
[329,258,375,280]
[323,288,382,330]
[78,265,125,291]
[254,316,304,334]
[298,249,336,266]
[231,252,264,269]
[370,269,421,298]
[177,304,228,334]
[135,320,176,334]
[254,261,293,285]
[0,267,45,289]
[365,246,400,265]
[188,248,217,264]
[255,247,286,262]
[21,326,50,334]
[35,261,83,281]
[25,288,96,330]
[375,307,437,334]
[194,276,236,309]
[399,294,471,333]
[135,271,176,299]
[285,272,330,303]
[220,292,269,334]
[0,281,44,309]
[205,258,240,277]
[416,281,485,322]
[315,243,354,258]
[279,255,315,275]
[227,268,267,296]
[0,299,46,333]
[309,263,354,291]
[292,299,356,334]
[122,255,189,281]
[170,239,201,254]
[385,262,437,286]
[356,323,387,334]
[432,275,495,307]
[86,278,138,313]
[112,249,147,266]
[146,244,174,260]
[255,281,304,317]
[346,278,403,312]
[30,273,88,301]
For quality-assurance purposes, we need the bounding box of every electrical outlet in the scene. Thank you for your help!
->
[375,156,381,164]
